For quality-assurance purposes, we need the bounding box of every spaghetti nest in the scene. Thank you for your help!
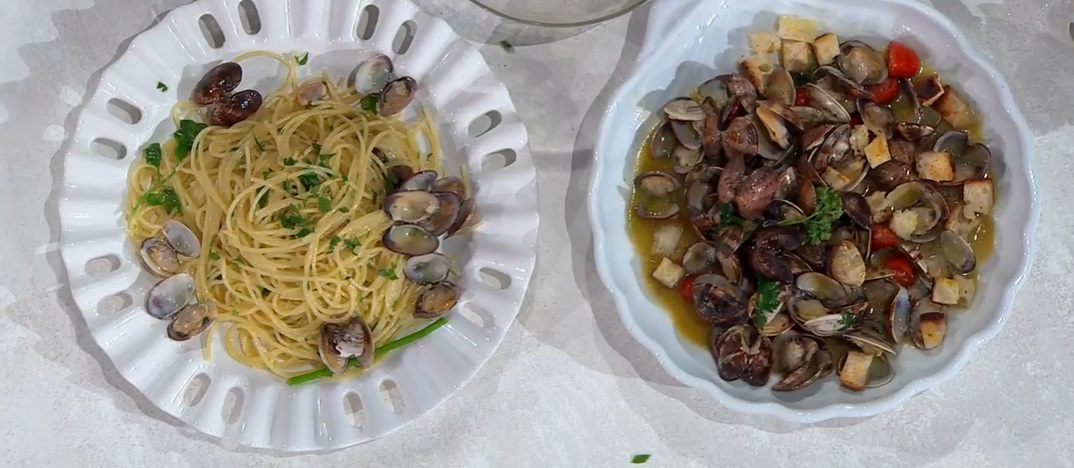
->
[125,51,440,377]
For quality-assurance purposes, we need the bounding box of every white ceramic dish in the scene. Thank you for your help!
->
[589,0,1037,422]
[58,0,538,451]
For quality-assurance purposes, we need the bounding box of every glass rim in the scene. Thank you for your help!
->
[467,0,651,28]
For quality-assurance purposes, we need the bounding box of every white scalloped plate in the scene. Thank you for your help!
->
[58,0,537,451]
[589,0,1037,422]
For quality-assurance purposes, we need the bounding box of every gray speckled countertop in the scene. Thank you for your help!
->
[1,0,1072,466]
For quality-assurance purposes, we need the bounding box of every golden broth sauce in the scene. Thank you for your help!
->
[626,64,996,345]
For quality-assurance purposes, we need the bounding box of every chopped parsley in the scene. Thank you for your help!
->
[379,265,398,280]
[779,186,843,245]
[718,203,744,227]
[254,136,265,152]
[343,238,360,252]
[143,143,162,169]
[328,235,342,252]
[317,196,332,213]
[338,207,350,213]
[283,157,296,166]
[209,251,220,261]
[839,310,856,330]
[143,188,182,214]
[359,94,379,113]
[294,52,309,65]
[173,119,208,162]
[278,205,309,234]
[231,310,239,316]
[631,454,651,464]
[752,277,780,328]
[156,82,168,92]
[312,143,333,165]
[298,172,321,191]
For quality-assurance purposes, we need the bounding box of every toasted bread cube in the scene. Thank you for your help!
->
[839,351,874,391]
[916,151,955,182]
[864,135,891,168]
[812,32,840,65]
[918,312,947,349]
[955,275,977,306]
[890,210,919,240]
[652,257,686,289]
[781,40,814,73]
[742,55,775,93]
[866,191,892,223]
[932,278,961,305]
[651,224,683,258]
[935,86,975,130]
[777,15,817,42]
[821,166,853,191]
[850,124,870,155]
[963,178,994,216]
[749,32,782,55]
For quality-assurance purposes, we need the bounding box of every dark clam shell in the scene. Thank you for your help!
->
[209,89,262,127]
[192,62,242,106]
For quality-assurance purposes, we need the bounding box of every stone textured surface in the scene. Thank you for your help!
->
[1,0,1071,466]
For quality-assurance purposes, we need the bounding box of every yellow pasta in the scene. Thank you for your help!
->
[125,51,441,378]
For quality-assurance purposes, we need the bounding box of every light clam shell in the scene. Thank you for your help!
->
[145,273,197,320]
[355,54,395,94]
[378,77,417,116]
[167,301,217,341]
[140,237,180,277]
[382,224,439,256]
[319,316,375,374]
[383,190,440,224]
[403,253,451,285]
[162,220,200,257]
[415,282,461,318]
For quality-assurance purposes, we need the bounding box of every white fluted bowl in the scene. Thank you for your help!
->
[58,0,537,451]
[589,0,1037,422]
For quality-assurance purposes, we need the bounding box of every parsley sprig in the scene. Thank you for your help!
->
[379,264,398,280]
[717,203,744,227]
[359,94,379,113]
[778,186,843,245]
[132,119,208,215]
[751,277,781,328]
[838,310,856,330]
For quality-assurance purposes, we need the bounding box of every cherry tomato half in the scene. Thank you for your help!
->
[868,77,900,105]
[887,41,922,79]
[794,86,809,106]
[870,224,900,250]
[885,256,916,287]
[680,273,699,302]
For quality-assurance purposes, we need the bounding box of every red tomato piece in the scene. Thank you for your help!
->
[870,224,900,250]
[680,273,699,301]
[868,77,900,105]
[887,41,921,78]
[850,112,863,126]
[794,86,809,106]
[885,256,916,287]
